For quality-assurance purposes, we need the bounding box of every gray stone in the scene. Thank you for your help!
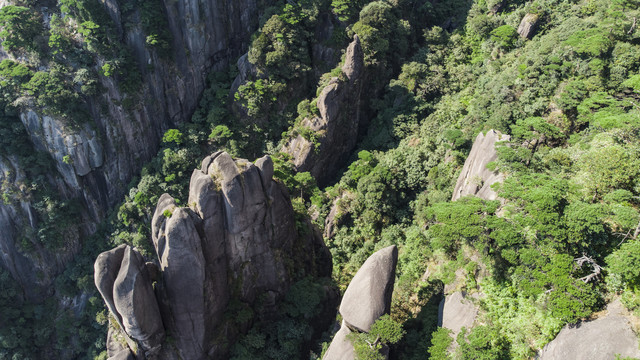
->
[518,13,540,39]
[151,193,177,260]
[106,322,129,357]
[438,291,478,342]
[340,245,398,332]
[113,246,164,351]
[255,155,274,187]
[283,35,365,186]
[230,53,258,97]
[451,130,510,201]
[342,35,363,82]
[156,207,207,360]
[107,348,135,360]
[539,299,640,360]
[3,0,267,301]
[188,161,229,329]
[97,152,333,359]
[94,244,128,330]
[322,321,356,360]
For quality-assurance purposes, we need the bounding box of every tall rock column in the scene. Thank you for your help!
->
[95,152,332,359]
[94,245,165,358]
[2,0,273,299]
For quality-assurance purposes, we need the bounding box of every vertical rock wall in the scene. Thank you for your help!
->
[95,152,332,359]
[1,0,272,298]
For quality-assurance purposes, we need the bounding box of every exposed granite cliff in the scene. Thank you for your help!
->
[451,129,510,202]
[283,35,365,186]
[95,152,331,359]
[0,0,271,299]
[323,245,398,360]
[539,299,640,360]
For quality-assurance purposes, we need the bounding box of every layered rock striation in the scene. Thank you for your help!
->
[95,152,331,359]
[283,35,365,186]
[323,245,398,360]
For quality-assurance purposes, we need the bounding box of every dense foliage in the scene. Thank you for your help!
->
[2,0,640,359]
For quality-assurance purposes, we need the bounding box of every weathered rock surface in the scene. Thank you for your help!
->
[451,130,510,201]
[322,321,357,360]
[438,291,479,342]
[95,245,164,357]
[518,13,540,39]
[340,245,398,332]
[114,246,165,354]
[107,349,135,360]
[96,152,332,359]
[2,0,272,299]
[94,244,128,331]
[323,246,398,360]
[539,299,640,360]
[283,35,365,186]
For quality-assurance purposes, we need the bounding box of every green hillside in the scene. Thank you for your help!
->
[1,0,640,358]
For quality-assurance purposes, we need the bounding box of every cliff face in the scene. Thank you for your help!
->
[0,0,270,299]
[283,35,365,186]
[451,130,510,202]
[95,152,331,359]
[323,245,398,360]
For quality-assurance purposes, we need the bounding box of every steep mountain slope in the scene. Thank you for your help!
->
[0,0,270,301]
[2,0,640,359]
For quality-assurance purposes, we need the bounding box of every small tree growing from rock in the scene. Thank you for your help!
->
[348,314,405,360]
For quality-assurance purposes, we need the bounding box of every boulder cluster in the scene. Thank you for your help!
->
[95,152,331,360]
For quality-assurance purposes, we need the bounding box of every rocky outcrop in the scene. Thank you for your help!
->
[95,152,331,359]
[438,291,479,343]
[283,35,365,186]
[489,0,507,14]
[539,299,640,359]
[95,245,165,357]
[323,246,398,360]
[340,245,398,333]
[1,0,271,299]
[517,13,540,39]
[451,130,510,201]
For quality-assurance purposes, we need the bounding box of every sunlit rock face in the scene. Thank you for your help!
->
[451,129,510,202]
[2,0,271,299]
[323,245,398,360]
[95,152,332,359]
